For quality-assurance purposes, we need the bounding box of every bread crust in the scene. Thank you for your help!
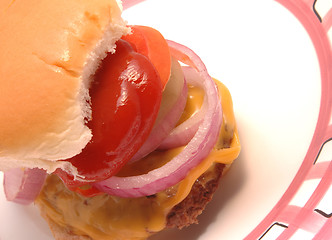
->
[41,213,92,240]
[0,0,129,174]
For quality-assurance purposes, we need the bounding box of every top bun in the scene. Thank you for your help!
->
[0,0,129,176]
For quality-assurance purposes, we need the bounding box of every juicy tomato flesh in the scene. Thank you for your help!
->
[56,40,162,188]
[122,25,171,89]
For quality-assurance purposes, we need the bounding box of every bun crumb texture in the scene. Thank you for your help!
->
[0,0,129,176]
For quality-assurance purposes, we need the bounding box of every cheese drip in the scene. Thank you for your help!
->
[36,80,241,240]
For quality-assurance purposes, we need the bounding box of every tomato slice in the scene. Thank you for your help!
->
[72,184,102,198]
[56,40,162,188]
[122,25,171,89]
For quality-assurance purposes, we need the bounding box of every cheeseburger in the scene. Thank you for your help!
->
[0,0,241,239]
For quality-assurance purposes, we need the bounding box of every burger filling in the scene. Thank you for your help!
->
[36,80,240,240]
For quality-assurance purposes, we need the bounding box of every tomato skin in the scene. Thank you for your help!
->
[122,26,171,89]
[56,40,162,188]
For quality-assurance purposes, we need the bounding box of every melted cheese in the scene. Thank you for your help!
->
[36,80,241,240]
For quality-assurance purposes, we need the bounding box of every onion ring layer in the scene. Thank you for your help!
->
[4,168,47,205]
[93,41,222,198]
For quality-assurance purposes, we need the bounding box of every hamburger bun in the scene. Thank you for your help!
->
[0,0,129,176]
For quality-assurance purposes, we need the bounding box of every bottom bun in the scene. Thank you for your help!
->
[39,213,92,240]
[35,163,226,240]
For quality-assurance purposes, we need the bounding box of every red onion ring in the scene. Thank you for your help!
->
[93,41,222,198]
[129,77,188,162]
[122,0,145,10]
[158,66,208,150]
[3,168,47,205]
[182,66,206,87]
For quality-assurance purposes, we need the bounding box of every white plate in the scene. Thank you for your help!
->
[1,0,331,239]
